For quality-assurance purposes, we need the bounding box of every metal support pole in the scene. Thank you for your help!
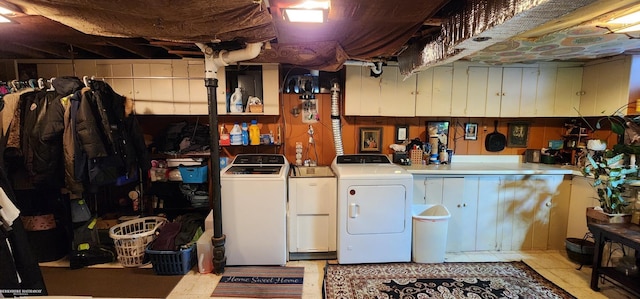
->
[206,77,226,274]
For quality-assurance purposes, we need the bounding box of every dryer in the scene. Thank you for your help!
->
[330,154,413,264]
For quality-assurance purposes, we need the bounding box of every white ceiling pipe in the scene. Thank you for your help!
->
[343,60,383,75]
[196,42,264,79]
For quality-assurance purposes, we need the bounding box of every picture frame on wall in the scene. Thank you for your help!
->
[464,123,478,140]
[507,123,529,147]
[395,125,408,143]
[359,127,383,153]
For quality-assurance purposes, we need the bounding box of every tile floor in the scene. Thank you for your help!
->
[39,250,637,299]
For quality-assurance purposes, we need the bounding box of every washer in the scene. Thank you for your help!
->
[330,154,413,264]
[221,154,289,266]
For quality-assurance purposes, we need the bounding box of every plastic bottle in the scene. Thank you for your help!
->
[230,88,243,113]
[249,120,261,145]
[219,124,230,146]
[241,122,249,146]
[230,123,242,145]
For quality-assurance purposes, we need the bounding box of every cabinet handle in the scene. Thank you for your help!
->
[496,92,501,96]
[545,201,551,207]
[502,92,506,96]
[411,91,414,95]
[463,203,466,207]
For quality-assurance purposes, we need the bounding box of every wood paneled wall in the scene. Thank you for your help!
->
[138,93,618,166]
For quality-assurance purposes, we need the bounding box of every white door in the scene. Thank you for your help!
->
[346,184,407,234]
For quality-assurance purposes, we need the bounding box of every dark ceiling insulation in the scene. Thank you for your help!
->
[1,0,640,74]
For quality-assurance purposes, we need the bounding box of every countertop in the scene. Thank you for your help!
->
[403,155,580,176]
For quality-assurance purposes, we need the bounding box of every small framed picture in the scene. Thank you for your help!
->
[359,127,383,153]
[464,123,478,140]
[395,125,408,143]
[507,123,529,148]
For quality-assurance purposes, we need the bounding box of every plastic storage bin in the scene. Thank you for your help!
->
[179,165,208,183]
[412,204,450,263]
[109,216,167,267]
[146,244,197,275]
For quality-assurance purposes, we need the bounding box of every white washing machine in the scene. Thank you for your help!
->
[220,154,289,266]
[330,154,413,264]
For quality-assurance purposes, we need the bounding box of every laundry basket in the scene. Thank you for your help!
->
[109,216,167,267]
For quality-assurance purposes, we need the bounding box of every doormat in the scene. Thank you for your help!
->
[211,266,304,298]
[324,261,576,299]
[40,266,183,298]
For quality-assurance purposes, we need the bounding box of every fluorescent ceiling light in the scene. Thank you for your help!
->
[0,15,11,23]
[608,10,640,24]
[0,7,13,15]
[616,23,640,33]
[283,8,325,23]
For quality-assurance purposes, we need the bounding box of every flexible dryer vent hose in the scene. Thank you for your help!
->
[330,81,344,156]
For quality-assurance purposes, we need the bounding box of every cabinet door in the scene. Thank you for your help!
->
[450,65,468,116]
[188,62,209,114]
[554,67,583,117]
[412,175,428,204]
[172,60,191,115]
[109,63,134,99]
[289,177,337,252]
[475,176,500,251]
[499,68,523,117]
[442,177,474,252]
[499,175,561,250]
[466,67,490,117]
[580,57,631,116]
[414,68,434,116]
[344,65,366,115]
[485,67,503,117]
[355,66,384,115]
[566,176,599,239]
[380,66,416,117]
[518,68,539,117]
[535,66,557,116]
[132,62,174,115]
[431,67,453,115]
[261,63,280,115]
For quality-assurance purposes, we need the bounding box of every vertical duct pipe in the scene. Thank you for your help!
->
[330,81,344,155]
[197,42,263,274]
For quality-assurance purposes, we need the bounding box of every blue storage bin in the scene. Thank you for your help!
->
[146,244,196,275]
[178,165,208,183]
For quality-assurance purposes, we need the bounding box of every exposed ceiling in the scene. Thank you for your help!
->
[0,0,639,75]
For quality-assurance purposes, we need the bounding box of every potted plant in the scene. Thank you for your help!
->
[582,152,636,223]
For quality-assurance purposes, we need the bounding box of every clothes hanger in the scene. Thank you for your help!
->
[47,77,56,91]
[37,78,45,90]
[83,75,90,87]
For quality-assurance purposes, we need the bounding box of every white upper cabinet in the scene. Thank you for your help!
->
[415,66,454,116]
[554,67,583,117]
[344,64,416,116]
[579,55,639,116]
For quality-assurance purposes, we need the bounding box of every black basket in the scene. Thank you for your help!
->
[565,237,595,266]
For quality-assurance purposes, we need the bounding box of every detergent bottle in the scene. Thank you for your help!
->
[230,123,242,145]
[230,88,243,113]
[241,122,249,146]
[249,120,261,145]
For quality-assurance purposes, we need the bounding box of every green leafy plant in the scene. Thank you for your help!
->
[582,153,637,214]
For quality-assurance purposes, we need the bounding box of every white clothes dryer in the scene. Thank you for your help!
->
[330,154,413,264]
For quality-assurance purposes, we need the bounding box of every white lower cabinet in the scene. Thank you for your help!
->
[498,175,565,251]
[566,176,599,239]
[287,175,337,255]
[412,174,567,253]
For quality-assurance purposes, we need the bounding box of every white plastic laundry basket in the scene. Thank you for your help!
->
[109,216,166,267]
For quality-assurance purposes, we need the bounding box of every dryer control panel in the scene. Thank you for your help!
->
[336,154,391,164]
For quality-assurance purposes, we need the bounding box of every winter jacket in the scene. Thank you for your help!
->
[34,77,84,188]
[76,80,150,186]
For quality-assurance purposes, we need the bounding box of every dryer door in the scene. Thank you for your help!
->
[346,184,406,234]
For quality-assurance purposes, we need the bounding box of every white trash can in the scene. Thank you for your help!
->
[412,204,451,263]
